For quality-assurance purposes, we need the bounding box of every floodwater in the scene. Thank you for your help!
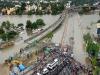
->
[52,12,100,65]
[0,15,60,64]
[0,13,100,64]
[0,13,100,75]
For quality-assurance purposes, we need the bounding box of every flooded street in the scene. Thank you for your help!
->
[52,12,100,65]
[0,12,100,75]
[0,15,60,64]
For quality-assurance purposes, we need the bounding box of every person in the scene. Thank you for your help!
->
[20,48,23,54]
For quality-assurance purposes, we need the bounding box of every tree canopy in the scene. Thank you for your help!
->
[36,19,45,27]
[26,19,45,30]
[26,20,33,29]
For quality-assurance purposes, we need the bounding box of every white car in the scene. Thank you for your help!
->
[37,73,42,75]
[42,67,49,74]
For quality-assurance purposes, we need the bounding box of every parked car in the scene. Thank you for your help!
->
[42,67,49,74]
[37,72,42,75]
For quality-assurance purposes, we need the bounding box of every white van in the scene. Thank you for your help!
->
[47,58,58,70]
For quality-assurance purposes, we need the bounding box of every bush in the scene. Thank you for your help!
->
[97,20,100,23]
[36,19,45,27]
[26,20,33,29]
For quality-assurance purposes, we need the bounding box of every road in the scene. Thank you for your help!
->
[73,13,87,65]
[52,12,88,65]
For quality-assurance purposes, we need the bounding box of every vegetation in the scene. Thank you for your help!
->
[0,21,18,41]
[86,42,99,57]
[26,20,33,30]
[93,67,100,75]
[0,28,5,35]
[18,23,24,27]
[36,19,45,27]
[46,32,53,39]
[1,31,18,41]
[83,33,92,43]
[28,10,33,15]
[0,1,65,15]
[15,2,26,15]
[32,22,37,29]
[84,33,100,74]
[97,20,100,23]
[51,3,64,15]
[79,6,97,15]
[26,19,45,30]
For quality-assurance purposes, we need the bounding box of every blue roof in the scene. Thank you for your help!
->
[18,64,25,71]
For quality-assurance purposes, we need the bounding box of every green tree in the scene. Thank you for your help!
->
[21,2,26,11]
[0,33,7,41]
[16,7,23,15]
[36,19,45,27]
[0,28,5,35]
[46,32,53,39]
[86,42,99,57]
[51,4,58,15]
[26,20,33,29]
[1,21,15,31]
[97,20,100,23]
[0,31,18,41]
[28,10,33,15]
[32,22,38,29]
[93,67,100,75]
[83,33,92,43]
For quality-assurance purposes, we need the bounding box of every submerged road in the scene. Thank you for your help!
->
[52,12,88,65]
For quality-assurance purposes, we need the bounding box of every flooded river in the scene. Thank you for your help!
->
[0,12,100,75]
[0,13,100,64]
[0,15,60,64]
